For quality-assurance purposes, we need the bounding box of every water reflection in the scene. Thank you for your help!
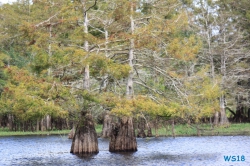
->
[0,135,249,166]
[75,153,98,160]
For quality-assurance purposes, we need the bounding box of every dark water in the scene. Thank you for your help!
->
[0,135,249,166]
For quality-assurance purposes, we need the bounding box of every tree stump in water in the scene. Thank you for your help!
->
[70,112,99,154]
[109,117,137,152]
[102,112,112,138]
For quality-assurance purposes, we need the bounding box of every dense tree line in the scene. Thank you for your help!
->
[0,0,249,153]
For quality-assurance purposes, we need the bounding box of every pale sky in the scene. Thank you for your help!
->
[0,0,16,4]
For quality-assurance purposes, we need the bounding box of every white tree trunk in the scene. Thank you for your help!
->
[126,8,135,98]
[71,0,99,155]
[219,48,229,125]
[46,115,51,130]
[220,95,229,125]
[104,28,109,57]
[83,6,90,90]
[48,25,52,76]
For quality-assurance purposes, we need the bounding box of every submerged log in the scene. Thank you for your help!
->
[109,117,137,152]
[70,112,99,154]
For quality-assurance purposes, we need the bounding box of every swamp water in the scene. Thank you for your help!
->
[0,135,249,165]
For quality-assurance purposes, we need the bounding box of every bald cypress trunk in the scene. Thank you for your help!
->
[102,112,112,138]
[70,112,99,154]
[137,117,146,138]
[70,0,99,154]
[109,117,137,152]
[7,115,13,131]
[68,124,75,139]
[46,115,51,130]
[213,111,219,126]
[220,95,229,126]
[109,2,137,152]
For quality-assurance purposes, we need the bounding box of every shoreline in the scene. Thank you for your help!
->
[1,132,250,137]
[1,123,250,137]
[1,131,250,138]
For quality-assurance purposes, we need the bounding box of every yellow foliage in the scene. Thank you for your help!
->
[86,54,131,79]
[101,94,174,118]
[1,67,71,121]
[181,67,222,122]
[0,53,9,67]
[167,35,201,61]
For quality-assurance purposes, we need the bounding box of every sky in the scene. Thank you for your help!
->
[0,0,16,4]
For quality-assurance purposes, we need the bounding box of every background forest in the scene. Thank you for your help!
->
[0,0,249,136]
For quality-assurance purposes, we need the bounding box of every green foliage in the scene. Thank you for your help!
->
[180,67,221,122]
[88,54,131,79]
[100,94,173,118]
[1,0,244,128]
[140,3,153,14]
[0,67,69,122]
[167,35,201,61]
[30,52,50,74]
[0,53,8,94]
[0,129,71,136]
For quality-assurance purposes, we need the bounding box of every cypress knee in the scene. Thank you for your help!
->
[109,117,137,152]
[70,112,99,154]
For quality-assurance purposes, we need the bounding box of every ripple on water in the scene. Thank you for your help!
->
[0,136,250,166]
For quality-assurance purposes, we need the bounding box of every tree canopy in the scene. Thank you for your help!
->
[0,0,249,129]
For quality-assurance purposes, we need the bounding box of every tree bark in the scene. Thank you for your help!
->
[197,126,201,137]
[213,111,219,126]
[68,124,75,139]
[137,117,146,138]
[70,0,99,154]
[41,118,46,131]
[102,112,112,138]
[219,95,229,126]
[154,117,159,137]
[126,2,135,98]
[36,119,40,132]
[109,117,137,152]
[172,119,175,138]
[248,108,250,121]
[219,45,229,126]
[46,115,51,130]
[70,112,99,154]
[7,114,13,131]
[109,2,137,152]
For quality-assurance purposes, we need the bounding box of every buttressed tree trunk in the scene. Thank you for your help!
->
[109,117,137,152]
[102,112,112,138]
[137,117,146,138]
[70,0,99,154]
[70,112,99,154]
[68,124,75,139]
[109,1,137,152]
